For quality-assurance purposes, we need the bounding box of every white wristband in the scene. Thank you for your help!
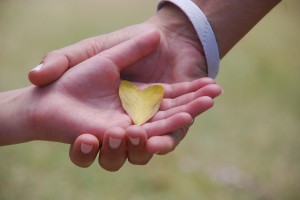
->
[158,0,220,79]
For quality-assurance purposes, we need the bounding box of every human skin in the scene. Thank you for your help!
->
[29,0,281,85]
[0,31,222,171]
[27,0,280,170]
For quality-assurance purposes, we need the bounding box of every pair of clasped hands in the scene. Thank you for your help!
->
[26,13,222,171]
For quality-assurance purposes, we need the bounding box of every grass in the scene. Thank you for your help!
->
[1,0,300,199]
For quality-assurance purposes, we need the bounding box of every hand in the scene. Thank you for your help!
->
[68,77,221,171]
[28,4,205,86]
[27,5,221,170]
[22,31,221,171]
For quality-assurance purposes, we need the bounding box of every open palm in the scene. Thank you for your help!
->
[31,31,217,145]
[27,13,220,170]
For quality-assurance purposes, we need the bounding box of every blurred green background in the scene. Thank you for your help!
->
[0,0,299,199]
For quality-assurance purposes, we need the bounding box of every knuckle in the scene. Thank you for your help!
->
[43,49,60,59]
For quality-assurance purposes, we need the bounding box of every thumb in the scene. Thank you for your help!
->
[28,53,69,87]
[28,37,104,87]
[95,30,160,72]
[28,30,161,87]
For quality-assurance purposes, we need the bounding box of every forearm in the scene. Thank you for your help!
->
[192,0,281,57]
[156,0,281,58]
[0,88,34,145]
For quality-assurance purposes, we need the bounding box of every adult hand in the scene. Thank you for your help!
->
[27,5,220,171]
[8,31,220,171]
[69,77,221,171]
[28,4,205,86]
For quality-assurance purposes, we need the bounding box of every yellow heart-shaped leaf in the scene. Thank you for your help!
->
[119,80,164,125]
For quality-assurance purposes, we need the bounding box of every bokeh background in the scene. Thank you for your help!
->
[0,0,299,199]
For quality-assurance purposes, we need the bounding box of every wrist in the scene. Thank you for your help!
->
[148,2,204,56]
[0,87,36,145]
[151,0,221,78]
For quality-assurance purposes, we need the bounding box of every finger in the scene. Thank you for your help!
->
[42,30,160,88]
[160,84,222,111]
[162,78,216,99]
[69,134,100,168]
[126,125,153,165]
[143,112,193,138]
[147,126,190,154]
[152,96,214,121]
[28,29,160,87]
[99,127,127,172]
[98,30,160,71]
[62,30,160,83]
[28,39,98,87]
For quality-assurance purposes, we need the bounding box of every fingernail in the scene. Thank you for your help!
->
[129,137,140,146]
[109,137,122,149]
[31,63,43,71]
[221,89,224,94]
[81,143,93,154]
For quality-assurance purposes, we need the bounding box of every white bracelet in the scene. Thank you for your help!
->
[158,0,220,79]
